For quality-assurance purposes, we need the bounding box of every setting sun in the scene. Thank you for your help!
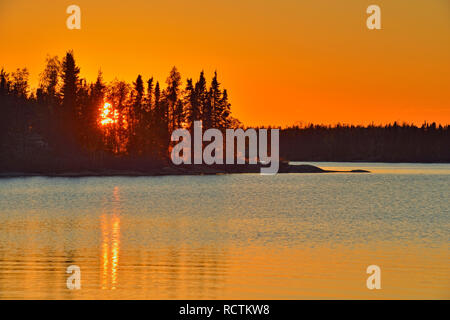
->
[100,102,118,126]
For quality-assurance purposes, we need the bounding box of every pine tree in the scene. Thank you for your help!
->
[219,89,232,128]
[195,71,208,128]
[154,81,168,158]
[165,66,182,132]
[93,71,105,104]
[61,51,80,118]
[133,75,144,110]
[184,78,198,131]
[128,75,145,155]
[60,51,80,148]
[209,71,222,128]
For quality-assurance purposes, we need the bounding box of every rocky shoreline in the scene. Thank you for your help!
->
[0,163,370,178]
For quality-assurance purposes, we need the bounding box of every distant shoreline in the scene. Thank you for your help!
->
[288,160,450,164]
[0,164,370,178]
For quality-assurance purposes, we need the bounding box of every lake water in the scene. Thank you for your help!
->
[0,163,448,299]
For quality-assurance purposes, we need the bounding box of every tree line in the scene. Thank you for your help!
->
[279,123,449,162]
[0,50,449,172]
[0,51,239,171]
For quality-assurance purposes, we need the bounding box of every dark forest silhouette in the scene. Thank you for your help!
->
[280,123,449,162]
[0,51,449,173]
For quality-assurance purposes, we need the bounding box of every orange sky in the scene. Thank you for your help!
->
[0,0,449,126]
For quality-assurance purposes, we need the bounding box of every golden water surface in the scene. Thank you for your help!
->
[0,164,448,299]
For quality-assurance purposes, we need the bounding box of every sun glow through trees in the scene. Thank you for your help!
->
[100,102,118,126]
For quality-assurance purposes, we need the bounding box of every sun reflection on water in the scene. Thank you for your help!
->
[101,186,121,290]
